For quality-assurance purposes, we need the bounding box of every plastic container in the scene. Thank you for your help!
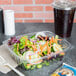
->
[3,31,72,70]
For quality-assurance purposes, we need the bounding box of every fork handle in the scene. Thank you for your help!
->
[7,63,25,76]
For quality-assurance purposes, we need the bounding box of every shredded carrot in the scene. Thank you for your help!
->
[52,36,54,43]
[60,52,65,55]
[37,51,42,57]
[46,41,49,54]
[49,39,52,47]
[46,41,48,45]
[29,55,31,60]
[40,41,50,52]
[50,36,54,44]
[50,39,52,45]
[46,41,51,55]
[27,64,33,66]
[42,42,47,51]
[45,36,47,40]
[47,41,51,58]
[34,45,37,51]
[34,60,43,64]
[55,46,60,51]
[32,44,37,52]
[38,36,44,40]
[55,51,60,54]
[38,51,40,55]
[25,39,28,46]
[17,43,19,52]
[31,45,35,52]
[54,39,57,44]
[27,60,42,66]
[47,47,51,55]
[40,44,43,56]
[39,41,51,56]
[56,39,62,41]
[34,44,37,52]
[50,36,62,44]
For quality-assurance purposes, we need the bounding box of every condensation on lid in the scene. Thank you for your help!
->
[52,1,76,10]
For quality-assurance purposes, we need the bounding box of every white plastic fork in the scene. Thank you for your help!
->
[0,56,25,76]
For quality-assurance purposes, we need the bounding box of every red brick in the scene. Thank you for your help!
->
[13,0,32,4]
[24,6,43,11]
[0,0,11,5]
[15,13,33,18]
[34,13,54,18]
[45,19,54,23]
[2,6,23,11]
[45,6,53,11]
[35,0,53,4]
[74,19,76,23]
[24,19,43,23]
[15,19,23,23]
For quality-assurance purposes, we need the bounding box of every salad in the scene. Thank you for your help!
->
[8,32,65,70]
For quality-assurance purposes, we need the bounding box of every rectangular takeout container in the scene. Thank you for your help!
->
[3,31,72,70]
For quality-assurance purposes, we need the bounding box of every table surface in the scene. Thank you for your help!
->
[0,23,76,76]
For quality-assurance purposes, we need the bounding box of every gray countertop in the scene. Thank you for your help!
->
[0,23,76,76]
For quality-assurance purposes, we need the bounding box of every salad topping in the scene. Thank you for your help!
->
[8,32,64,65]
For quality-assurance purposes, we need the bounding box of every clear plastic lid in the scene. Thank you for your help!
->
[52,0,76,10]
[3,31,72,65]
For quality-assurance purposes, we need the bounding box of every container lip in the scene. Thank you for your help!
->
[4,10,14,13]
[3,31,72,64]
[51,2,76,10]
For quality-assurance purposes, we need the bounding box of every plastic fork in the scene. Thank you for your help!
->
[0,56,25,76]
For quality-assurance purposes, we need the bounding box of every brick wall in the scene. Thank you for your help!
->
[0,0,76,23]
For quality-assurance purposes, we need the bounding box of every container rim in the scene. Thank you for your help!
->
[51,2,76,10]
[3,31,73,64]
